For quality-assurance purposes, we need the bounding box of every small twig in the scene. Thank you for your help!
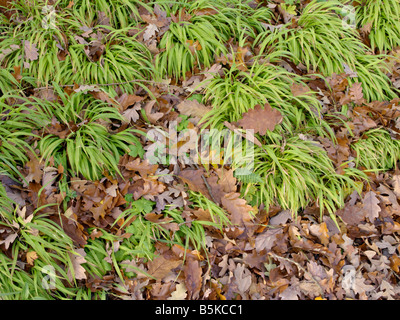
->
[268,252,325,297]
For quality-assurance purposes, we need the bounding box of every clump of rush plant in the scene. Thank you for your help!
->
[57,0,149,29]
[0,96,38,179]
[0,1,155,93]
[351,128,400,172]
[20,85,144,181]
[57,28,155,95]
[201,56,333,139]
[354,0,400,53]
[154,2,229,80]
[113,192,231,269]
[154,0,274,80]
[0,69,20,95]
[0,188,81,299]
[255,0,397,101]
[0,0,70,87]
[238,132,365,222]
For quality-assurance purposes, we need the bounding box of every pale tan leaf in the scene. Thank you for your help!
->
[362,191,381,222]
[24,40,39,61]
[177,99,212,119]
[143,24,158,41]
[68,248,87,282]
[167,282,188,300]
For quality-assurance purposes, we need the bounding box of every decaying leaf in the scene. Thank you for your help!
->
[237,103,283,135]
[221,192,254,225]
[68,248,87,282]
[176,99,212,119]
[24,40,39,61]
[147,255,182,281]
[362,191,381,222]
[184,257,202,299]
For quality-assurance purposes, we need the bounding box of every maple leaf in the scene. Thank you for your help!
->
[362,191,381,222]
[23,40,38,61]
[237,103,283,135]
[221,192,254,225]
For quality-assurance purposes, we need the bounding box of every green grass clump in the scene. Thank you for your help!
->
[0,0,71,87]
[240,133,365,219]
[0,191,81,299]
[354,0,400,53]
[0,1,154,93]
[19,86,143,180]
[351,128,400,172]
[58,29,155,95]
[155,0,273,80]
[255,0,397,101]
[115,193,231,263]
[201,58,331,138]
[0,98,38,179]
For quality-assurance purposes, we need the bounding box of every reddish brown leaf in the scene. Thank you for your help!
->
[184,257,202,300]
[221,192,254,225]
[237,103,283,135]
[147,255,182,281]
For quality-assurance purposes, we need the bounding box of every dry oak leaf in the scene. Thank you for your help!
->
[234,263,252,295]
[184,257,202,300]
[237,103,283,135]
[176,99,212,119]
[392,174,400,198]
[255,227,283,252]
[67,248,87,282]
[125,158,158,177]
[147,254,182,281]
[23,40,39,61]
[362,191,381,222]
[290,83,312,97]
[143,23,158,41]
[26,251,38,265]
[221,192,254,225]
[144,100,164,124]
[178,168,211,200]
[168,282,188,300]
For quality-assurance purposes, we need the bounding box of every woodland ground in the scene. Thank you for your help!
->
[0,0,400,300]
